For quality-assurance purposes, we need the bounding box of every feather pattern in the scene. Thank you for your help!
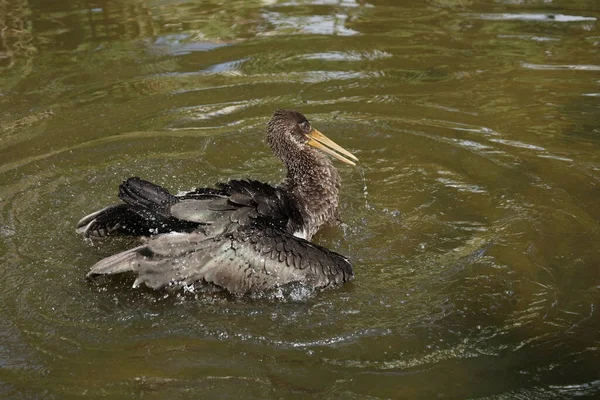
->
[78,110,356,294]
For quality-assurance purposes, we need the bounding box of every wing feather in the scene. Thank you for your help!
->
[80,177,352,294]
[87,226,353,294]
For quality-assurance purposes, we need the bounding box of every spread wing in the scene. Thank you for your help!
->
[87,226,353,294]
[76,177,301,237]
[76,178,202,237]
[80,177,353,293]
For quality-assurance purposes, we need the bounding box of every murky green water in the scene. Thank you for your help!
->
[1,0,599,398]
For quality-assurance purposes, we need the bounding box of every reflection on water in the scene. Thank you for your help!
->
[1,0,599,398]
[469,13,597,22]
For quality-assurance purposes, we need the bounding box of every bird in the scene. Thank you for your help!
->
[76,109,358,295]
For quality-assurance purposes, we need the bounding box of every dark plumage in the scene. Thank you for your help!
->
[77,109,358,294]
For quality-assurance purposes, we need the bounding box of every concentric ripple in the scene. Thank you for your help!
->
[1,0,599,398]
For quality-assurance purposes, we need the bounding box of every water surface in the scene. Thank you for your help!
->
[1,0,599,398]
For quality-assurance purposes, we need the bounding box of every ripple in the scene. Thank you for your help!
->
[497,34,560,42]
[436,177,487,194]
[154,58,249,77]
[468,13,596,22]
[453,139,493,151]
[549,380,600,397]
[169,101,256,123]
[151,34,228,55]
[299,50,393,62]
[2,0,600,397]
[522,63,600,71]
[423,119,500,136]
[323,341,482,371]
[489,138,546,151]
[260,12,359,36]
[537,154,573,162]
[279,0,369,7]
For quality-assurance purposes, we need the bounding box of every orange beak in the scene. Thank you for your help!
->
[306,129,358,166]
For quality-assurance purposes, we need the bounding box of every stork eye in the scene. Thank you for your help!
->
[299,121,311,132]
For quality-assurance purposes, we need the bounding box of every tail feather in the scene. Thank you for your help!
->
[119,177,178,219]
[76,178,201,237]
[76,204,142,237]
[86,246,145,277]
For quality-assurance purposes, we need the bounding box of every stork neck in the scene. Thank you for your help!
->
[280,148,341,238]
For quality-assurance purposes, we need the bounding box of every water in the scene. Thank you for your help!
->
[1,0,599,398]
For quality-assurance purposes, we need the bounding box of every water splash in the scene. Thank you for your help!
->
[357,165,373,211]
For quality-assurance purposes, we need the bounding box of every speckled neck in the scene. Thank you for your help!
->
[279,147,341,239]
[267,129,341,240]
